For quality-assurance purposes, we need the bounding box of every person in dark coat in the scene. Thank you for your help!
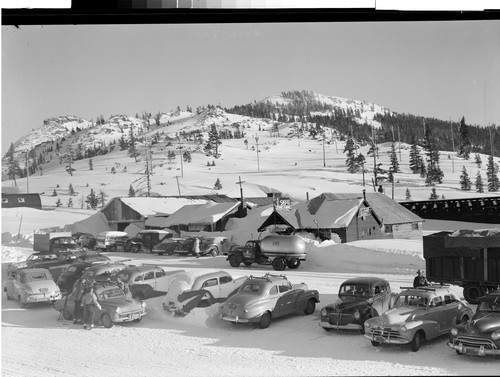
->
[413,270,429,288]
[71,277,86,324]
[81,285,102,330]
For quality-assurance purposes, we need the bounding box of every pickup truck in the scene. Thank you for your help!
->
[162,270,247,315]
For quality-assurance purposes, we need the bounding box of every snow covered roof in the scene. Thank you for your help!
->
[313,192,422,225]
[118,197,208,217]
[146,201,240,228]
[71,212,112,237]
[277,199,366,229]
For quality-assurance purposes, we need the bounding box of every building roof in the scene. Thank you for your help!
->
[119,197,208,217]
[275,199,366,229]
[244,197,275,207]
[314,192,422,225]
[145,201,240,228]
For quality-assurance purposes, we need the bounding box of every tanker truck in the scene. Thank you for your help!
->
[227,235,307,271]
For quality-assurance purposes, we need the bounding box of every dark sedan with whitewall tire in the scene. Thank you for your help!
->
[320,277,396,334]
[54,280,146,328]
[448,289,500,356]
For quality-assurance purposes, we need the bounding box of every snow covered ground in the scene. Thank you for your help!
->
[2,207,499,376]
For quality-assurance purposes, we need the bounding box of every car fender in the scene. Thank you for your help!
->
[296,289,320,311]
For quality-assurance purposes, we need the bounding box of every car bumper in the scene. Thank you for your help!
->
[319,320,362,331]
[26,293,62,303]
[220,314,252,324]
[113,311,146,323]
[448,341,500,356]
[364,331,410,345]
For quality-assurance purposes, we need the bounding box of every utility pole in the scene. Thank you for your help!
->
[397,124,402,161]
[174,175,181,196]
[322,129,326,167]
[178,138,184,178]
[372,126,378,188]
[255,135,260,172]
[25,151,30,194]
[450,118,455,173]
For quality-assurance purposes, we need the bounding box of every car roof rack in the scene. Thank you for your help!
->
[400,284,449,292]
[249,273,287,282]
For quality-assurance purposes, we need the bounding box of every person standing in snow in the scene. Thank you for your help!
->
[81,285,101,330]
[193,237,201,258]
[71,277,86,324]
[413,270,429,288]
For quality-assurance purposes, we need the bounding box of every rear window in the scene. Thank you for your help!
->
[241,284,261,294]
[27,272,48,281]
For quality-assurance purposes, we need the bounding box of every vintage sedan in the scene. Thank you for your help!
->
[115,266,186,301]
[174,236,229,257]
[364,285,474,352]
[163,270,247,315]
[4,268,62,307]
[152,238,185,256]
[221,274,320,329]
[448,289,500,356]
[320,277,396,334]
[54,280,146,328]
[7,251,78,278]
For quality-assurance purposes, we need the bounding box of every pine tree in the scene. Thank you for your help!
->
[111,167,116,174]
[214,178,223,190]
[207,123,222,157]
[128,184,136,197]
[52,189,58,197]
[459,165,472,190]
[429,187,438,200]
[67,198,73,208]
[183,150,192,163]
[389,142,400,173]
[405,188,412,200]
[474,153,482,168]
[98,190,108,208]
[119,135,128,151]
[68,183,75,196]
[423,123,444,185]
[89,157,93,170]
[85,189,99,209]
[128,127,139,162]
[344,138,359,173]
[457,116,471,159]
[55,198,63,207]
[475,171,484,193]
[6,142,19,186]
[486,155,500,192]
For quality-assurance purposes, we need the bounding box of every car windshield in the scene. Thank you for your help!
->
[96,287,125,300]
[478,299,500,312]
[66,266,78,273]
[241,283,262,294]
[116,272,133,283]
[339,284,371,298]
[394,294,428,308]
[26,272,49,281]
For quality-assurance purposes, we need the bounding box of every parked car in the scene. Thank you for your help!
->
[175,236,230,257]
[448,289,500,356]
[115,265,186,301]
[73,253,111,264]
[95,231,129,252]
[152,238,185,256]
[54,280,146,327]
[320,277,397,334]
[72,232,97,250]
[220,273,320,329]
[125,230,175,253]
[4,268,62,307]
[81,262,129,282]
[162,270,247,315]
[7,251,79,278]
[363,284,474,352]
[57,261,128,292]
[57,261,97,292]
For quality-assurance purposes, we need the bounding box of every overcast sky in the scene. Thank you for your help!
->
[2,20,499,152]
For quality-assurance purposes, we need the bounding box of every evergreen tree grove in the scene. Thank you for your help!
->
[486,155,500,192]
[457,116,471,159]
[343,137,359,173]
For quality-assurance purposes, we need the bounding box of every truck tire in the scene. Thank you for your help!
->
[286,258,301,269]
[244,261,253,266]
[463,284,484,305]
[272,258,286,271]
[229,254,242,267]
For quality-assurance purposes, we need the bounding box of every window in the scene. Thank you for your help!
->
[134,275,143,282]
[444,294,456,305]
[220,276,232,284]
[144,271,155,280]
[202,278,218,288]
[430,296,443,307]
[2,198,8,204]
[411,223,419,231]
[269,286,278,295]
[155,269,166,278]
[18,198,26,203]
[278,283,292,293]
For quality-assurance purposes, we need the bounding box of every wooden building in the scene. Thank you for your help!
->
[1,193,42,210]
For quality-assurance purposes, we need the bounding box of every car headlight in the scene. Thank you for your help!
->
[320,308,327,317]
[116,307,122,314]
[401,325,407,332]
[364,321,371,329]
[141,301,146,309]
[451,328,458,336]
[354,310,360,320]
[492,330,500,341]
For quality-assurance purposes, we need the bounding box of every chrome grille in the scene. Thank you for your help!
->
[328,313,354,326]
[370,327,405,340]
[454,336,497,350]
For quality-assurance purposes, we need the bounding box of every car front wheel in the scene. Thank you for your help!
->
[410,331,424,352]
[303,299,316,315]
[131,245,140,253]
[101,313,113,328]
[259,312,272,329]
[371,340,381,347]
[229,254,241,267]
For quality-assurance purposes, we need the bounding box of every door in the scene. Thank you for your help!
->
[427,296,448,334]
[276,282,297,316]
[201,277,220,298]
[154,268,171,293]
